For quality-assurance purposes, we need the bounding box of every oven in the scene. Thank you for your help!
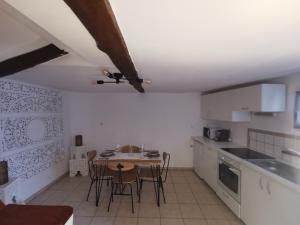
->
[218,154,241,203]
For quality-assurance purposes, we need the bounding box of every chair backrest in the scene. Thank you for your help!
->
[87,150,97,161]
[118,145,131,153]
[118,145,142,153]
[131,145,142,153]
[108,162,136,184]
[87,150,97,179]
[161,152,170,183]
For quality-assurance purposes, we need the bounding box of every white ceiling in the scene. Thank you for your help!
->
[2,0,300,92]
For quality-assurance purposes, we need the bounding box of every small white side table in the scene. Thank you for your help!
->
[0,178,19,204]
[69,159,88,177]
[70,146,88,159]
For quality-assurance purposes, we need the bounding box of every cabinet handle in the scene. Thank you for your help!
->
[241,107,249,110]
[259,177,264,190]
[266,180,271,195]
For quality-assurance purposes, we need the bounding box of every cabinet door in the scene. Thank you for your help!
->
[193,141,204,178]
[241,165,300,225]
[264,178,300,225]
[193,142,200,175]
[241,165,269,225]
[203,146,218,191]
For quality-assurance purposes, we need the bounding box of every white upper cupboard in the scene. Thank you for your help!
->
[201,84,286,122]
[241,165,300,225]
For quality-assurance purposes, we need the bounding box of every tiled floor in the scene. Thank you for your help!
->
[29,170,245,225]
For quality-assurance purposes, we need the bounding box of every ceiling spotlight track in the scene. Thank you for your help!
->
[95,70,152,85]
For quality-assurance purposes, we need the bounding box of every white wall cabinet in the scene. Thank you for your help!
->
[241,165,300,225]
[201,84,286,122]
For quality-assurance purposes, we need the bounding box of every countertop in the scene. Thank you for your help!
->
[192,136,300,193]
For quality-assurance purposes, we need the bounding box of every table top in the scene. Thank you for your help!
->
[94,152,162,165]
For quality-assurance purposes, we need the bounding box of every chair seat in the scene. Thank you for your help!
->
[139,167,160,179]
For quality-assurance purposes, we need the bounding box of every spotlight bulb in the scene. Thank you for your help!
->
[143,79,152,84]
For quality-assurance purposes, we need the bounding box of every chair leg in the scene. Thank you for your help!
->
[107,183,114,212]
[129,184,134,214]
[86,179,94,201]
[138,179,142,203]
[160,177,166,203]
[95,178,99,206]
[136,178,140,203]
[140,179,143,190]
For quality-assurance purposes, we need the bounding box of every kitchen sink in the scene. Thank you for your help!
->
[247,159,300,185]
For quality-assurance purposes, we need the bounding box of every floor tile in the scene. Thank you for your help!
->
[164,192,178,203]
[161,218,184,225]
[206,220,231,225]
[75,201,98,217]
[114,217,137,225]
[183,219,207,225]
[74,216,93,225]
[138,218,160,225]
[179,204,204,219]
[90,217,115,225]
[174,183,192,193]
[117,202,138,217]
[160,203,182,218]
[200,206,227,220]
[176,192,196,204]
[95,201,120,217]
[138,203,160,218]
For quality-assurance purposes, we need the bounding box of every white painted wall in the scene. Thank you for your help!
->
[65,92,202,167]
[204,73,300,146]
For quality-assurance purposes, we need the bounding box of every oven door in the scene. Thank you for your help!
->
[218,159,241,203]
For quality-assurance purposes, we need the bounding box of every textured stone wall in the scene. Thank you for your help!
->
[0,79,66,181]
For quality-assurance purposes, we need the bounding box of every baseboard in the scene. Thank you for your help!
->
[24,172,68,204]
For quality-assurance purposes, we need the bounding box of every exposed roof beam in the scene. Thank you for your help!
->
[0,44,67,78]
[64,0,144,93]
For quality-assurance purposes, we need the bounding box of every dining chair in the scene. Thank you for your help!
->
[107,162,139,213]
[86,151,112,206]
[138,152,170,204]
[131,145,142,153]
[118,145,142,153]
[118,145,131,153]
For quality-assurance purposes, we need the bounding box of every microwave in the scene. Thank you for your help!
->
[203,127,231,142]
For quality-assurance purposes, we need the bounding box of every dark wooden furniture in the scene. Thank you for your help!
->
[0,204,73,225]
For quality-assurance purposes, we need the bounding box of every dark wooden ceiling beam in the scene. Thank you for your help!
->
[64,0,144,93]
[0,44,67,78]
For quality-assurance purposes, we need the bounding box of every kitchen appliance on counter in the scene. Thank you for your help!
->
[203,127,231,142]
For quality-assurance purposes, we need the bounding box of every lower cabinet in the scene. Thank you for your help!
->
[241,165,300,225]
[202,146,218,191]
[193,140,205,178]
[193,140,217,191]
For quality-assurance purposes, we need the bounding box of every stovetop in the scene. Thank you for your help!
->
[221,148,275,160]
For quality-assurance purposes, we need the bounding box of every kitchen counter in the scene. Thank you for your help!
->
[192,136,300,193]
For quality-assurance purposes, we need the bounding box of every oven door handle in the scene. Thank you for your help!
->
[228,167,240,176]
